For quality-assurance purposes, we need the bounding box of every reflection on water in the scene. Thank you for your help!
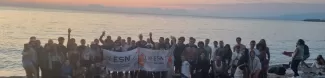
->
[1,7,325,76]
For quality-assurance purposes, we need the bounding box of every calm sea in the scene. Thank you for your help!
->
[0,7,325,76]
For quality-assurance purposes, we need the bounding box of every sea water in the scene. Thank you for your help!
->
[1,7,325,76]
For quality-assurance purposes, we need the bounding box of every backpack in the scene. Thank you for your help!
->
[268,66,286,75]
[304,45,310,57]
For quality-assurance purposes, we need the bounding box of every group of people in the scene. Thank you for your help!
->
[21,28,310,78]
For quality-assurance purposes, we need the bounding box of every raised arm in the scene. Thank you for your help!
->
[149,32,155,47]
[99,31,105,45]
[67,28,71,46]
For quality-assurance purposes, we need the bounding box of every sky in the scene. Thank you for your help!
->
[5,0,325,8]
[1,0,325,19]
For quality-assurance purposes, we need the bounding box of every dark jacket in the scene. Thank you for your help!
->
[196,58,210,73]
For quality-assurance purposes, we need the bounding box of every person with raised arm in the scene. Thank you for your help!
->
[67,28,77,52]
[100,31,114,50]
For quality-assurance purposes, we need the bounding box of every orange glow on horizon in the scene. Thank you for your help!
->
[8,0,230,8]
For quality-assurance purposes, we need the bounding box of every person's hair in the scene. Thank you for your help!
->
[165,38,170,41]
[219,40,224,44]
[127,37,131,40]
[178,37,185,41]
[213,41,218,44]
[250,40,256,44]
[81,39,85,41]
[316,55,325,65]
[160,37,164,40]
[225,44,232,52]
[58,37,64,41]
[30,36,36,40]
[238,49,249,70]
[198,41,204,46]
[236,37,241,41]
[257,39,267,50]
[297,39,304,45]
[139,34,143,37]
[205,39,210,41]
[189,37,195,41]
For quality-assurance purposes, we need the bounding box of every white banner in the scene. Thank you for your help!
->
[138,48,174,71]
[103,49,139,71]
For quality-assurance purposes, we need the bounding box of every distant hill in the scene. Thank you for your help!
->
[272,13,325,20]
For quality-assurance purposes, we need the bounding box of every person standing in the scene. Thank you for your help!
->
[182,37,198,77]
[53,38,65,78]
[223,44,233,71]
[33,40,42,78]
[233,37,246,55]
[198,41,208,60]
[22,36,38,78]
[100,31,114,50]
[212,41,219,60]
[174,37,186,74]
[204,39,212,60]
[301,40,310,68]
[112,40,123,78]
[256,39,270,78]
[249,40,259,57]
[290,39,305,78]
